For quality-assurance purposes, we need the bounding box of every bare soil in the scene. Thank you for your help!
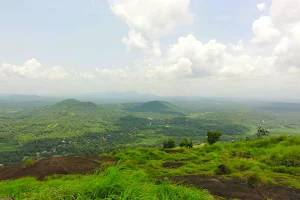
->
[164,175,300,200]
[0,156,115,181]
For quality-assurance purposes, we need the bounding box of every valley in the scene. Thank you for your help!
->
[1,98,300,166]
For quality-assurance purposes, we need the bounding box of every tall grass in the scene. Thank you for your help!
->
[0,165,212,200]
[109,135,300,187]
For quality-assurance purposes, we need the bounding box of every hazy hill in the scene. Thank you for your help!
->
[46,99,101,114]
[0,94,58,109]
[125,101,181,114]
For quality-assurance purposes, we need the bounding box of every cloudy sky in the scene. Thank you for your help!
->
[0,0,300,100]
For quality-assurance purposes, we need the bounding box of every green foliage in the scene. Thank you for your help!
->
[111,135,300,188]
[163,139,176,149]
[247,172,262,186]
[23,157,35,167]
[0,165,212,200]
[206,131,222,145]
[256,126,269,138]
[179,138,193,148]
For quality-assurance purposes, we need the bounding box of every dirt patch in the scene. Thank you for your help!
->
[163,149,185,154]
[0,156,116,181]
[162,162,185,169]
[162,175,300,200]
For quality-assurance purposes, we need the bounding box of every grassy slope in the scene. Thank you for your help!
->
[1,135,299,199]
[0,165,212,200]
[108,135,300,188]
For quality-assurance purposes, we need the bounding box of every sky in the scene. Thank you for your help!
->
[0,0,300,100]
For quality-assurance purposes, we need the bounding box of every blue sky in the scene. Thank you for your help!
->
[1,0,258,68]
[0,0,299,100]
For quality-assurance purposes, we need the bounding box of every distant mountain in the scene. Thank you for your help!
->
[125,101,181,114]
[0,94,59,109]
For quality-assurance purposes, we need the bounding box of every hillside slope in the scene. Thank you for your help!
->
[46,99,101,114]
[0,136,299,199]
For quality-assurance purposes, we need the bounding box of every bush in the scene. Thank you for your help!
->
[163,139,176,149]
[179,138,193,148]
[256,126,269,138]
[23,158,35,168]
[247,173,262,186]
[206,131,222,145]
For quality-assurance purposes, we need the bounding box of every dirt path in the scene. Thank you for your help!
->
[0,156,115,181]
[165,175,300,200]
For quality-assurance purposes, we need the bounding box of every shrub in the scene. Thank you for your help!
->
[163,139,176,149]
[23,158,35,168]
[214,164,231,175]
[256,126,269,138]
[206,131,222,145]
[179,138,193,148]
[247,173,262,186]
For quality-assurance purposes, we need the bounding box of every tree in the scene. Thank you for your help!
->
[256,126,269,138]
[163,139,176,149]
[179,138,193,148]
[206,131,222,145]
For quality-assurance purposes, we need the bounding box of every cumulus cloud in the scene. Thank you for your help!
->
[257,3,266,12]
[121,29,148,50]
[232,40,244,52]
[252,0,300,72]
[109,0,193,55]
[252,16,281,44]
[0,59,94,80]
[168,35,275,79]
[95,34,275,82]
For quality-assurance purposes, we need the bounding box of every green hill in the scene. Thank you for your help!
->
[46,99,101,114]
[126,101,181,114]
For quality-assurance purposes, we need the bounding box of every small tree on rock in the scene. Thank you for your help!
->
[206,131,222,145]
[163,139,176,149]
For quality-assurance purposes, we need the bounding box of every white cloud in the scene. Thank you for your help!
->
[109,0,192,37]
[0,59,94,80]
[288,66,300,74]
[167,35,275,79]
[257,3,266,12]
[252,0,300,73]
[232,40,244,52]
[95,34,276,82]
[252,16,281,44]
[109,0,193,55]
[122,29,148,50]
